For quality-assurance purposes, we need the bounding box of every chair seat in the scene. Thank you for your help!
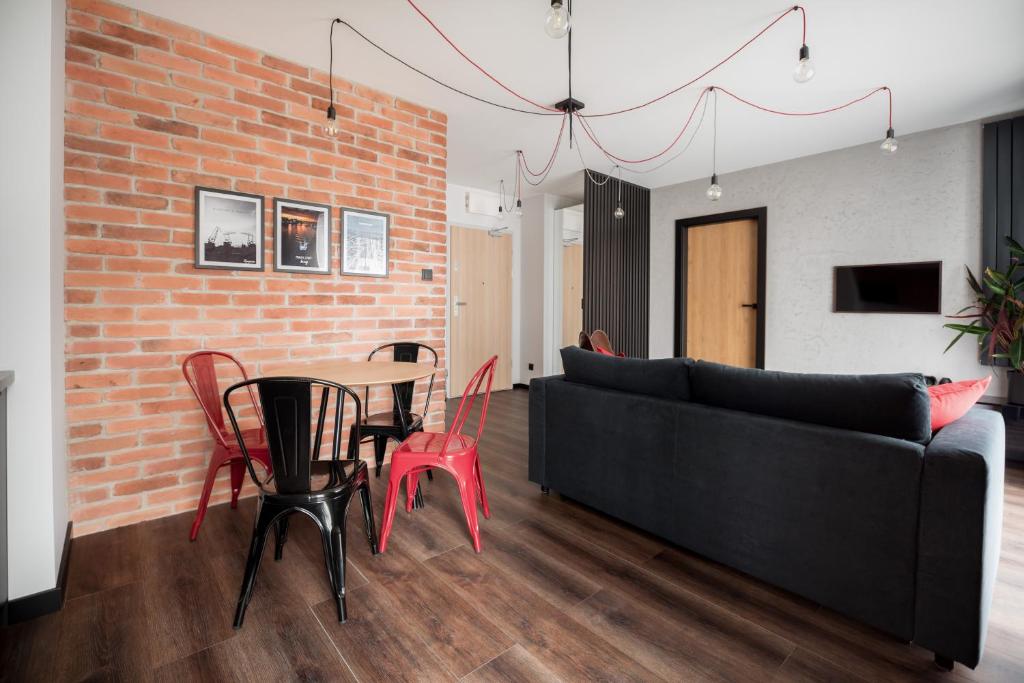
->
[223,427,267,452]
[363,411,423,428]
[396,431,476,456]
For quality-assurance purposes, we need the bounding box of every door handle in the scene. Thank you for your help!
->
[454,302,468,306]
[740,303,758,309]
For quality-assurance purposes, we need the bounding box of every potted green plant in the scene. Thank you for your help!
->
[945,236,1024,404]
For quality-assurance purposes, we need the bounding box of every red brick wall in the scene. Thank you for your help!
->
[62,0,448,536]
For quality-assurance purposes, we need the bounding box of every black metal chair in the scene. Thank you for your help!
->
[224,377,378,629]
[353,342,438,478]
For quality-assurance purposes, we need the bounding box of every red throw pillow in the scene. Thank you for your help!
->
[593,345,615,356]
[928,376,991,430]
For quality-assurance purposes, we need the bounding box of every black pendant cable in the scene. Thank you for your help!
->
[324,18,342,137]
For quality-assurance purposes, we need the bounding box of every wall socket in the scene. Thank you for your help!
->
[528,363,534,371]
[421,268,433,281]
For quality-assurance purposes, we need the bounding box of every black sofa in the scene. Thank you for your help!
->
[529,347,1005,670]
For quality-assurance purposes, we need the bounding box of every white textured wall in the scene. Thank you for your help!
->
[0,0,67,600]
[650,122,1002,394]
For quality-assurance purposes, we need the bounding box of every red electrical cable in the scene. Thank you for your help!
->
[578,86,893,167]
[520,114,568,177]
[405,0,561,113]
[575,88,711,164]
[582,6,805,118]
[716,85,891,122]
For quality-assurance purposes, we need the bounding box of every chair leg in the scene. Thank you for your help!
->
[330,518,348,623]
[273,515,290,561]
[378,466,406,553]
[455,475,482,553]
[373,436,387,477]
[233,501,274,629]
[405,471,421,513]
[475,458,491,520]
[229,457,246,509]
[190,447,226,542]
[425,468,434,482]
[359,479,379,555]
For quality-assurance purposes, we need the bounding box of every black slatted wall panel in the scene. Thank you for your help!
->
[583,171,650,358]
[982,115,1024,273]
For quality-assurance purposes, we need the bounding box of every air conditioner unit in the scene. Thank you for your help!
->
[464,190,499,217]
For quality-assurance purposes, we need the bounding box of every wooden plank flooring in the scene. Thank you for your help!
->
[2,389,1024,681]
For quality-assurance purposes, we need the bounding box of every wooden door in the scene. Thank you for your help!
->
[562,244,584,347]
[685,219,758,367]
[450,225,512,396]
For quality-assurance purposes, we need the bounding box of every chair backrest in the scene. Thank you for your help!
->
[440,356,498,456]
[589,329,614,354]
[578,331,594,351]
[224,377,361,495]
[367,342,438,418]
[182,350,261,448]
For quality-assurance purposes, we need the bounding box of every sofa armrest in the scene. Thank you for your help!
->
[915,407,1005,668]
[528,375,564,486]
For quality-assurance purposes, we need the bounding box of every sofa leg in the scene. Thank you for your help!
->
[934,654,954,672]
[540,485,550,495]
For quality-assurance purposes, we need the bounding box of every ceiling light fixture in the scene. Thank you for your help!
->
[324,18,342,137]
[791,6,814,83]
[545,0,571,39]
[614,166,625,219]
[793,44,815,83]
[881,127,898,153]
[706,88,723,201]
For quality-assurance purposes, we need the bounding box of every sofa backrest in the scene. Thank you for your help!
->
[690,361,932,444]
[560,346,694,401]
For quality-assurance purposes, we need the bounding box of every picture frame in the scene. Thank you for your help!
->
[193,186,264,271]
[273,198,332,275]
[341,207,390,277]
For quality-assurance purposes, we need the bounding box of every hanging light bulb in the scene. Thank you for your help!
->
[793,44,815,83]
[545,0,571,39]
[514,198,523,216]
[324,19,341,138]
[613,166,625,219]
[324,104,338,137]
[706,174,723,201]
[880,127,898,153]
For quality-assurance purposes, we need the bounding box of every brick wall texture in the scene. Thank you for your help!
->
[62,0,448,535]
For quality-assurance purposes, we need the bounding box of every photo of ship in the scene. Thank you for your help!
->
[274,199,331,274]
[279,207,321,269]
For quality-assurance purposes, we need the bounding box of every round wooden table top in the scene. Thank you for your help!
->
[287,360,435,387]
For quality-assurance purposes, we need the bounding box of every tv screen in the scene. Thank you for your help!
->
[834,261,941,313]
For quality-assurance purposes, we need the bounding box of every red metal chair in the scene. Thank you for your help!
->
[182,351,271,541]
[378,355,498,553]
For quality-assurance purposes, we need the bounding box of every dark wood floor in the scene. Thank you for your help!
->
[3,389,1024,681]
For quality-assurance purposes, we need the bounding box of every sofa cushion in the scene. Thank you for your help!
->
[928,376,991,430]
[560,346,693,401]
[690,361,932,443]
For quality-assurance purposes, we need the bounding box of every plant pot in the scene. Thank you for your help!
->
[1008,371,1024,406]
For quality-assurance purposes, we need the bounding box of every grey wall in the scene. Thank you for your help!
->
[650,121,1001,393]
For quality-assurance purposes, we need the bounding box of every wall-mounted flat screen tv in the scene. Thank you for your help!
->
[833,261,942,313]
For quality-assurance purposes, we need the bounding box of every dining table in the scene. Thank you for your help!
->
[290,358,437,508]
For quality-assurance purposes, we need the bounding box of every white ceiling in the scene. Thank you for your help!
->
[120,0,1024,197]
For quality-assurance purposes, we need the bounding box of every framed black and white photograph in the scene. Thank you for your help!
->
[194,186,264,271]
[273,198,332,275]
[341,208,389,277]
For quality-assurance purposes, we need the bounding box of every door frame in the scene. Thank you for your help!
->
[673,207,767,367]
[446,222,517,398]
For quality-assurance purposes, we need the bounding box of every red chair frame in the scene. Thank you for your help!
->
[379,355,498,553]
[182,351,271,541]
